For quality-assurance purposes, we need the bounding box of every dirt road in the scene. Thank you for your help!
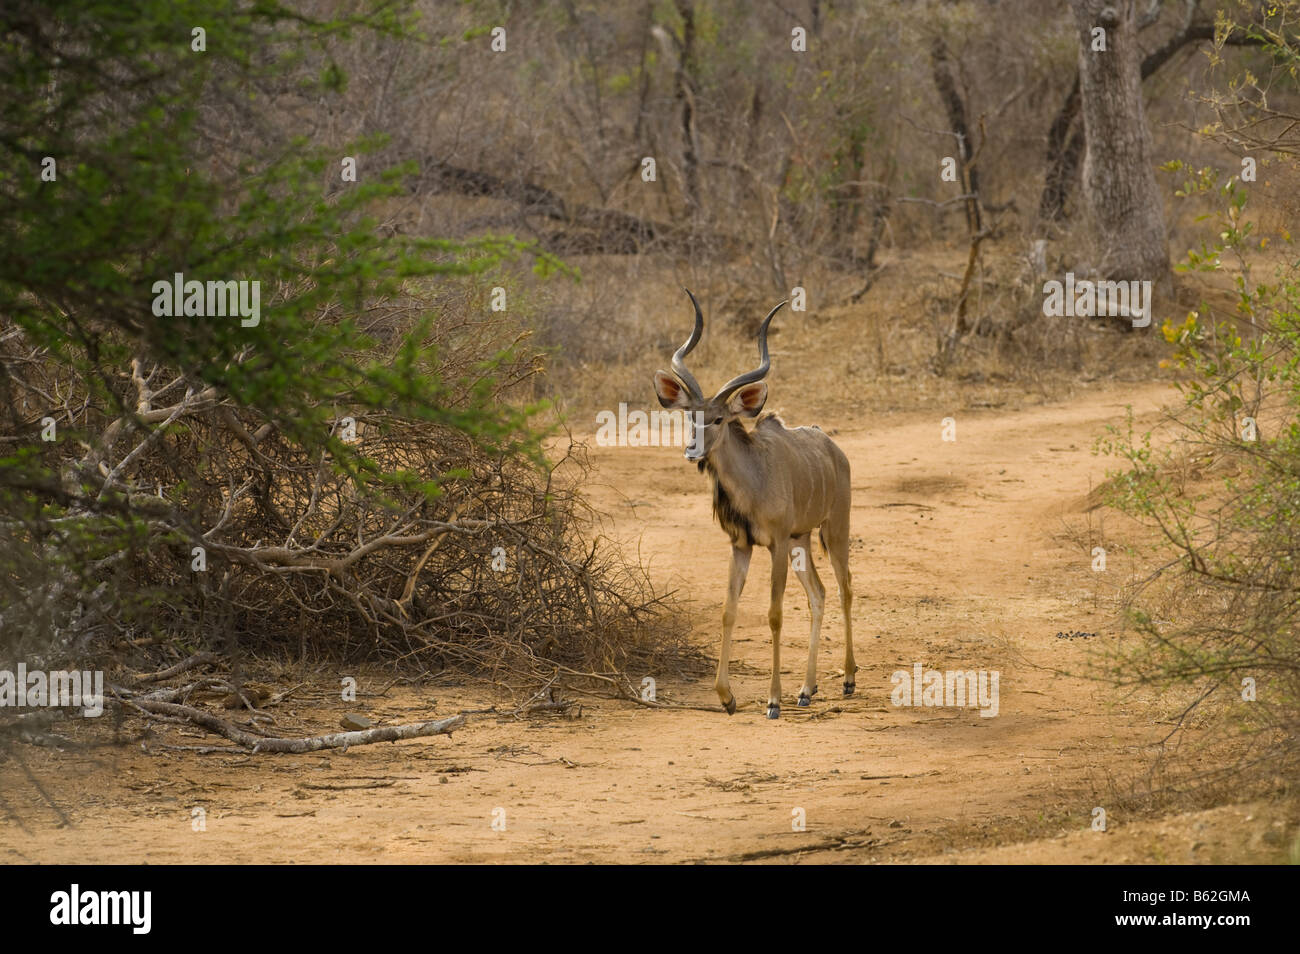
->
[4,379,1291,863]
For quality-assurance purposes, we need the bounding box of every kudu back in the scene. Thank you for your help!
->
[652,289,855,719]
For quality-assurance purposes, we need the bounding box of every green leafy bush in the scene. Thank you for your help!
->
[1099,164,1300,789]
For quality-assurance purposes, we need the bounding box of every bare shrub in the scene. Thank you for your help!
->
[0,285,699,696]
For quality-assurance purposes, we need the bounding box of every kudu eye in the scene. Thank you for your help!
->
[711,416,723,425]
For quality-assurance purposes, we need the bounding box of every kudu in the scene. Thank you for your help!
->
[653,290,855,719]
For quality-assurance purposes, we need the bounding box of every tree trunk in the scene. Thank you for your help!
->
[1039,74,1080,223]
[1069,0,1169,286]
[929,36,982,235]
[673,0,701,216]
[1039,11,1256,224]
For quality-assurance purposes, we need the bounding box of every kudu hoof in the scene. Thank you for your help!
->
[723,696,737,716]
[766,704,781,720]
[797,686,816,707]
[843,681,856,697]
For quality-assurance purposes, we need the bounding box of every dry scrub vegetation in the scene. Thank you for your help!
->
[0,286,700,702]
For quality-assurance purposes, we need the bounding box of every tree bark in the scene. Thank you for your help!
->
[673,0,702,215]
[1069,0,1169,285]
[1041,8,1266,225]
[929,36,982,235]
[1039,75,1080,222]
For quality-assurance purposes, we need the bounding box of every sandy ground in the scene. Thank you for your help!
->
[2,379,1295,863]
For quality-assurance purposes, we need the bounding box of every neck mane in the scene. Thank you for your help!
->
[701,421,761,546]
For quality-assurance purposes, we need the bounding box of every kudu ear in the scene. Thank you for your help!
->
[653,370,693,409]
[728,381,767,417]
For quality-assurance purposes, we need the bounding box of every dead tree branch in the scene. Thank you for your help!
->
[126,697,465,753]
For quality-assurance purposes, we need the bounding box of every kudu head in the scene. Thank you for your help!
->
[652,289,787,463]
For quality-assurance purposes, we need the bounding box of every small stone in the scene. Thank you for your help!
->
[340,713,372,731]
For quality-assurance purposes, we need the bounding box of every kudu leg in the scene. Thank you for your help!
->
[716,544,752,715]
[790,532,825,707]
[766,539,790,719]
[822,523,856,696]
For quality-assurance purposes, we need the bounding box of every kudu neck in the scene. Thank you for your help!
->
[705,421,763,491]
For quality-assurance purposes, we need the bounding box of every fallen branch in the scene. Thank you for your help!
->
[419,158,742,255]
[127,698,465,753]
[726,830,879,862]
[132,652,222,685]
